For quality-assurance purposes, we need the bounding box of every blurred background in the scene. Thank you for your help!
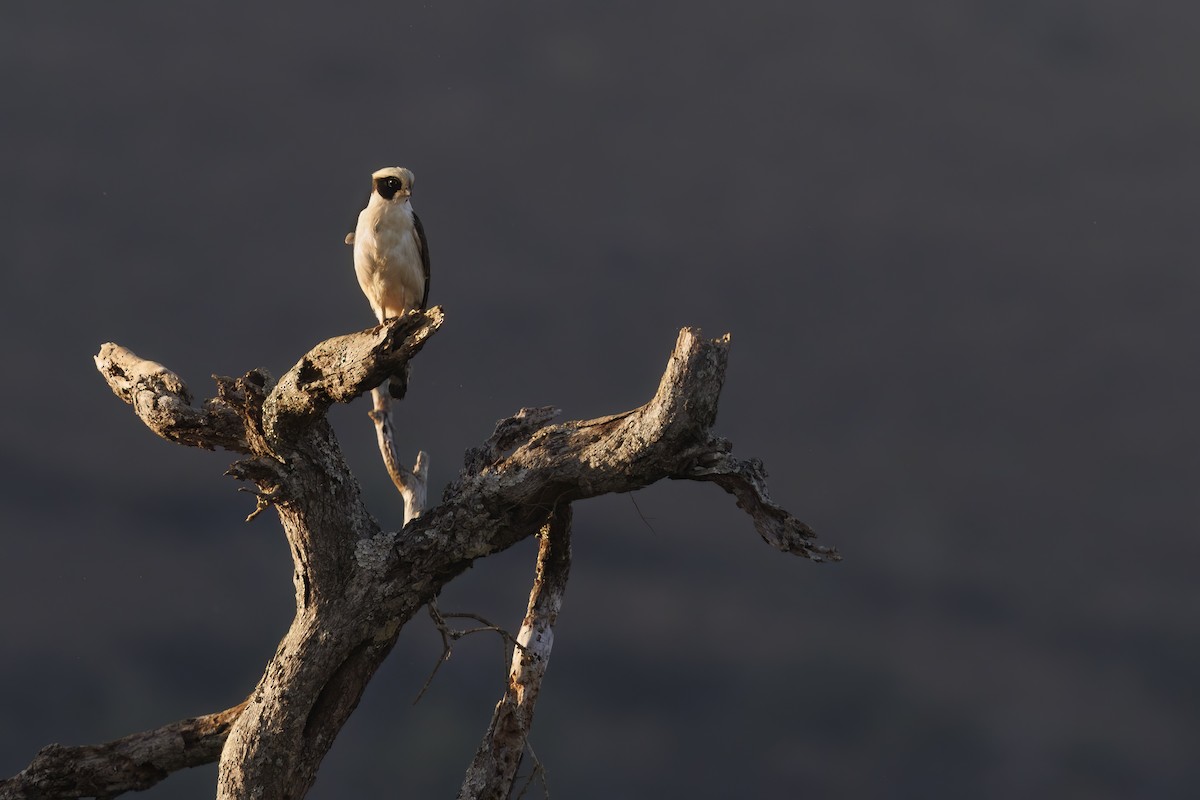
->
[2,2,1198,797]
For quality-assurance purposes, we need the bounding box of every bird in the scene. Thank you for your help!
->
[346,166,431,397]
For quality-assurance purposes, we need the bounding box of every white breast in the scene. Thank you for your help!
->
[352,200,425,322]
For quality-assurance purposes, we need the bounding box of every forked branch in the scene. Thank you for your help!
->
[3,316,834,800]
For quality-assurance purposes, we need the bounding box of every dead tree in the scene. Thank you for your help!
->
[0,309,837,800]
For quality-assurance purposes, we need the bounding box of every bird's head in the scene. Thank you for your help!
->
[371,166,414,202]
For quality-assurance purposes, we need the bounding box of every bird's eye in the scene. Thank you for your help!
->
[374,176,407,200]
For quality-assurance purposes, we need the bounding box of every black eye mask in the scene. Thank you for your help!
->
[375,177,404,200]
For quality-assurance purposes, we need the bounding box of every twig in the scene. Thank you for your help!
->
[512,740,550,800]
[415,603,528,705]
[369,387,429,525]
[628,493,659,536]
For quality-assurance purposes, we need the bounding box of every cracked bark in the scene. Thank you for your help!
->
[1,310,835,800]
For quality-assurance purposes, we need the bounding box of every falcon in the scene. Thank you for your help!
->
[345,166,431,396]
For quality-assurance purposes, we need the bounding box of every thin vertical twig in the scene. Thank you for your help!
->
[368,387,428,524]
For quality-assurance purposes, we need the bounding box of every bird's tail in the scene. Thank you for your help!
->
[386,363,412,400]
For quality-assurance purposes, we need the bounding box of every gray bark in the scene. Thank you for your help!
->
[1,310,835,800]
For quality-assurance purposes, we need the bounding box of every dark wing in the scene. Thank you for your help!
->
[413,211,431,310]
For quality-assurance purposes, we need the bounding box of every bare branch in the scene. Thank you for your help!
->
[262,307,444,443]
[94,344,252,453]
[0,701,246,800]
[687,452,840,561]
[368,387,429,525]
[412,328,833,570]
[459,505,572,800]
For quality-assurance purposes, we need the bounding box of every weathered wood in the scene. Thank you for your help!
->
[261,306,443,443]
[0,702,246,800]
[689,450,831,557]
[458,505,572,800]
[460,405,560,478]
[5,315,834,799]
[94,344,252,454]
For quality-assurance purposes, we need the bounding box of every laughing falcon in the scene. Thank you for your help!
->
[346,166,431,323]
[345,167,430,397]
